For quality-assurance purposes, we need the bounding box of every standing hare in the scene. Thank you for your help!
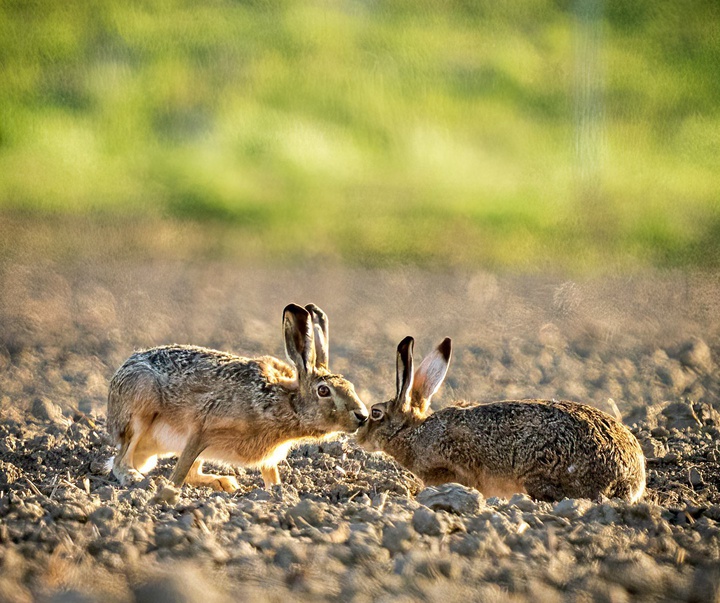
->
[357,336,646,502]
[107,303,368,491]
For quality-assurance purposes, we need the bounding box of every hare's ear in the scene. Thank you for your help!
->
[411,338,451,414]
[394,336,415,412]
[305,303,329,370]
[283,304,317,377]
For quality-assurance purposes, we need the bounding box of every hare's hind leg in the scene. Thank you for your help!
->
[184,459,239,493]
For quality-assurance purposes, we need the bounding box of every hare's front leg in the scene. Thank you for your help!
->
[185,459,239,493]
[170,430,206,486]
[113,417,151,486]
[261,465,280,488]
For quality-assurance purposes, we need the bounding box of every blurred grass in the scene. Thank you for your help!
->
[0,0,718,271]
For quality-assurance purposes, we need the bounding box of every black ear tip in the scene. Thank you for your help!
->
[284,303,308,317]
[304,303,327,320]
[439,337,452,359]
[398,336,414,354]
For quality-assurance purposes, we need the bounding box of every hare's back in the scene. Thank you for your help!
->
[460,399,638,452]
[131,345,254,378]
[433,399,642,477]
[109,345,264,418]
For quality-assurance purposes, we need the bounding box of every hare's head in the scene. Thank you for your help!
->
[357,336,451,452]
[283,303,368,432]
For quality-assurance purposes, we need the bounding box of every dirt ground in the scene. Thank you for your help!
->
[1,260,720,602]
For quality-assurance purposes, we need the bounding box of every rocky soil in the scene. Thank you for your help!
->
[1,261,720,602]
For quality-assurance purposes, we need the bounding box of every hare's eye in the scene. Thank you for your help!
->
[371,407,384,421]
[317,384,331,397]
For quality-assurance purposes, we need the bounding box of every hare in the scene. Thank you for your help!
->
[357,336,646,502]
[107,303,368,491]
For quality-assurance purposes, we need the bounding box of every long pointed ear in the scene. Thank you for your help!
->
[411,337,451,414]
[283,304,316,377]
[305,303,329,370]
[394,336,414,412]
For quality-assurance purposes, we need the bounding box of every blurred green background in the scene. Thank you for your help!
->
[0,0,718,270]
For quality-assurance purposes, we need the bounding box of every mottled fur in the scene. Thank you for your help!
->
[107,304,368,491]
[357,337,646,502]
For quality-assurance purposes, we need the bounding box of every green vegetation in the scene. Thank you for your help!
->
[0,0,718,270]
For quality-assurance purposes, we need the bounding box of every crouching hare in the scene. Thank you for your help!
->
[357,336,645,502]
[107,303,368,491]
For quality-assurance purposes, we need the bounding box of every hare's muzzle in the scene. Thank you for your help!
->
[353,409,368,426]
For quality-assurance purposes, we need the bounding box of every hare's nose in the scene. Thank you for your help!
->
[354,410,368,425]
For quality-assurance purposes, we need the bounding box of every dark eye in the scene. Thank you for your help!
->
[317,384,331,397]
[371,407,384,420]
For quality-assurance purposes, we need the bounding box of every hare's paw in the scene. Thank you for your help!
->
[115,467,144,487]
[211,475,240,492]
[188,472,239,492]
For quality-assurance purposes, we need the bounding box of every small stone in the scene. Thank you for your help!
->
[655,361,689,394]
[57,503,90,522]
[689,565,720,603]
[133,565,226,603]
[640,436,666,459]
[679,338,713,375]
[508,493,537,512]
[18,502,44,520]
[416,557,460,580]
[245,488,272,502]
[89,506,115,525]
[663,451,679,463]
[381,521,413,554]
[416,483,482,515]
[355,493,372,506]
[347,531,383,561]
[689,468,705,488]
[154,525,186,549]
[95,486,116,502]
[650,426,669,439]
[552,498,592,520]
[287,498,327,528]
[31,397,66,425]
[152,485,180,505]
[449,533,481,557]
[602,552,666,595]
[273,542,305,569]
[412,507,443,536]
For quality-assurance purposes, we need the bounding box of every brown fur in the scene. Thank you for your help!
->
[107,304,368,490]
[357,337,646,502]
